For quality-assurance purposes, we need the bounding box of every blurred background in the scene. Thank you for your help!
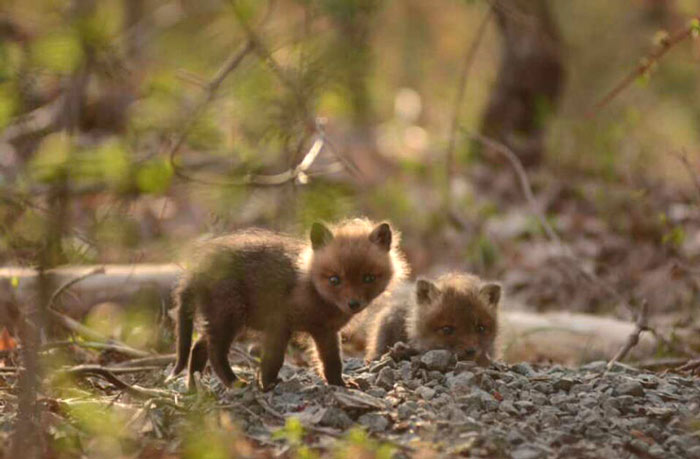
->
[1,0,699,341]
[1,1,700,457]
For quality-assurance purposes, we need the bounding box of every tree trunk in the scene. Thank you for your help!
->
[480,0,564,167]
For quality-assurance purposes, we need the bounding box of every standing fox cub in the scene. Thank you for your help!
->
[366,273,501,365]
[171,219,407,390]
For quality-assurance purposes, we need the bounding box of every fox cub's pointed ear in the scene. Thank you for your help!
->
[310,222,334,250]
[369,223,392,251]
[480,283,502,308]
[416,279,440,305]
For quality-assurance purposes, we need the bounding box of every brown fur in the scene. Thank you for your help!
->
[366,273,501,366]
[170,219,407,390]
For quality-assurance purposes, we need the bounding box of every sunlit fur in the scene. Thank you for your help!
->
[408,273,500,365]
[171,218,408,390]
[302,218,408,316]
[366,273,501,366]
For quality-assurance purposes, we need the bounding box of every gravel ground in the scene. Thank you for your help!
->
[188,347,700,458]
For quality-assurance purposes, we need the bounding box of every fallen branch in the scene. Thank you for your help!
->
[1,365,162,374]
[46,310,150,358]
[113,354,176,368]
[54,365,172,399]
[41,340,154,358]
[35,266,156,358]
[2,264,180,316]
[634,357,689,370]
[2,264,680,365]
[677,358,700,374]
[589,17,700,116]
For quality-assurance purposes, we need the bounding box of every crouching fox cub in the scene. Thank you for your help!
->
[366,273,501,365]
[171,219,407,390]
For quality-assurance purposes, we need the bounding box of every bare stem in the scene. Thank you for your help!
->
[589,17,699,116]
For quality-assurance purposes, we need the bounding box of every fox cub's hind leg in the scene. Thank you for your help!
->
[205,320,241,387]
[186,337,208,391]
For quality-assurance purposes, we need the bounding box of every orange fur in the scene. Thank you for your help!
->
[171,219,407,390]
[366,273,501,366]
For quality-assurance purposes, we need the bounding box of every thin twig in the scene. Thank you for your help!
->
[167,42,336,187]
[589,17,700,117]
[230,1,363,183]
[677,358,700,373]
[41,341,157,358]
[0,365,162,375]
[468,132,563,246]
[467,131,642,319]
[606,301,649,371]
[229,1,300,102]
[633,357,689,370]
[46,267,105,311]
[40,267,154,358]
[46,310,150,358]
[113,354,176,368]
[54,365,172,399]
[674,149,700,200]
[168,41,254,184]
[469,133,700,364]
[445,7,493,209]
[647,327,700,359]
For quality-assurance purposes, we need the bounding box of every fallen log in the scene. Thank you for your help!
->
[0,264,181,318]
[0,264,693,365]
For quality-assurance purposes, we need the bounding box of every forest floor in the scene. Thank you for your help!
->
[1,343,699,458]
[2,146,700,457]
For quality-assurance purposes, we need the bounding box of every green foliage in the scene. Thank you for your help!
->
[334,427,395,459]
[0,84,17,129]
[31,29,84,73]
[659,212,686,249]
[298,183,356,228]
[136,159,174,195]
[273,418,318,458]
[466,233,499,271]
[180,412,249,459]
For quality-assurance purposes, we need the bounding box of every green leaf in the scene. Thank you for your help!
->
[690,18,700,38]
[10,276,19,289]
[0,85,17,129]
[136,159,173,194]
[31,30,84,73]
[28,132,72,182]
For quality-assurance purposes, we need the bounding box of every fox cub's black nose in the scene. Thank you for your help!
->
[465,347,477,357]
[348,299,361,311]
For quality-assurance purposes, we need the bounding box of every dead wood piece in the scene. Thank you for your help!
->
[42,340,153,358]
[55,365,171,399]
[677,358,700,373]
[113,354,176,368]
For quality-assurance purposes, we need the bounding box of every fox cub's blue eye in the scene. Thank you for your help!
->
[329,275,341,286]
[439,326,455,335]
[363,274,376,283]
[476,325,486,334]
